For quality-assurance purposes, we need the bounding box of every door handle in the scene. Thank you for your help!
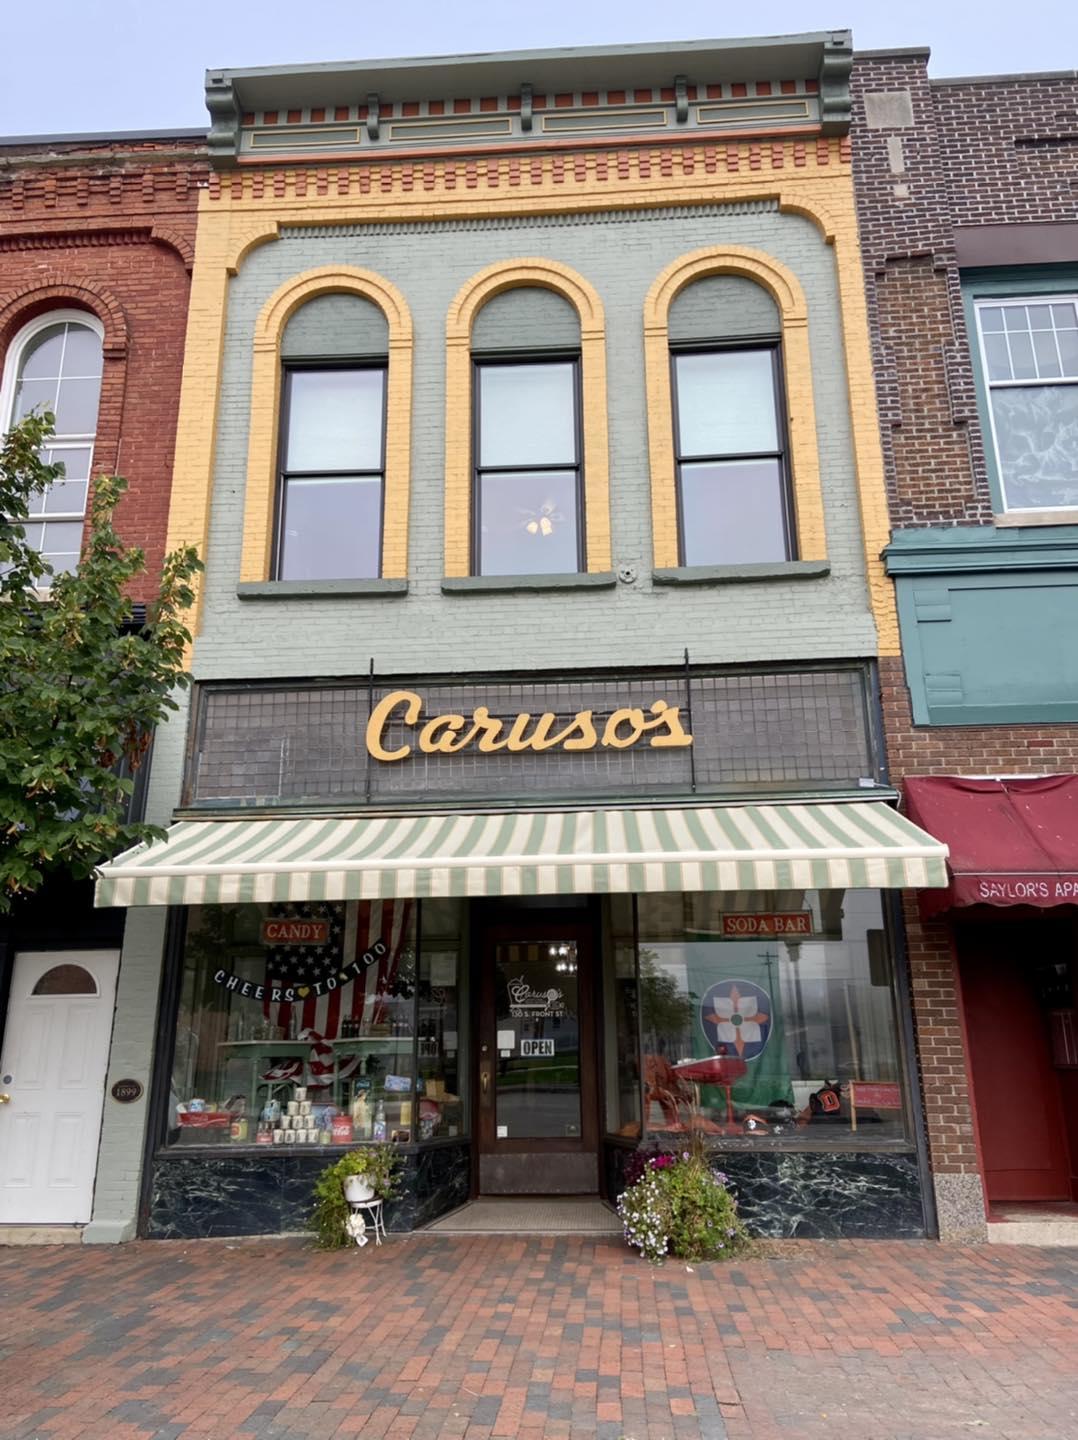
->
[0,1093,10,1104]
[480,1068,490,1096]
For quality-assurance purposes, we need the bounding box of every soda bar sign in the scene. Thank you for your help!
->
[720,912,813,937]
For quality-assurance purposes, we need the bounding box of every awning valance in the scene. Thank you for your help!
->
[904,775,1078,916]
[94,801,948,908]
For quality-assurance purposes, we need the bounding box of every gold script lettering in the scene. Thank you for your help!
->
[646,700,694,748]
[365,693,691,761]
[419,714,466,753]
[366,689,422,762]
[601,707,647,749]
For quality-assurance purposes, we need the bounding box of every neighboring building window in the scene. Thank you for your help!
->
[671,344,792,566]
[473,356,583,576]
[0,310,104,578]
[275,364,386,581]
[975,296,1078,512]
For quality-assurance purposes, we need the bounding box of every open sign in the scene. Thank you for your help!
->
[520,1038,555,1058]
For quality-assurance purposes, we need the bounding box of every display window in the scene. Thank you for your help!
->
[615,889,910,1146]
[167,899,464,1148]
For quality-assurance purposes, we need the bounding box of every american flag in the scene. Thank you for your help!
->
[263,899,414,1041]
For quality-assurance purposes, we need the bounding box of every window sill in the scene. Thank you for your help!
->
[441,571,617,594]
[236,579,408,599]
[652,560,830,586]
[994,508,1078,529]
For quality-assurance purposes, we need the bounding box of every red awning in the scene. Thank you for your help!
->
[904,776,1078,916]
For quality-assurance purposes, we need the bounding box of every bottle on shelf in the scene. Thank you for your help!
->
[372,1098,387,1142]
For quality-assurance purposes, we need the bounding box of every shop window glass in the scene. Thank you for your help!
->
[635,890,909,1145]
[605,894,642,1137]
[417,899,467,1140]
[975,296,1078,512]
[167,901,417,1148]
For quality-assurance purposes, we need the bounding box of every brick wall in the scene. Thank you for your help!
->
[0,136,206,599]
[852,55,1078,1231]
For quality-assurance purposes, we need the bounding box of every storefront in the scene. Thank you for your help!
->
[95,662,948,1239]
[904,778,1078,1214]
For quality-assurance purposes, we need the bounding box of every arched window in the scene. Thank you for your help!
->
[668,276,791,566]
[0,310,104,578]
[445,261,611,579]
[472,287,583,576]
[31,963,98,996]
[240,267,413,585]
[644,248,826,571]
[275,293,390,581]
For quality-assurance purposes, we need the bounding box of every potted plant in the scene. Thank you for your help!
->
[309,1144,402,1249]
[616,1134,752,1264]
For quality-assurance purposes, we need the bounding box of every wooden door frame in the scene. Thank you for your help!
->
[470,900,603,1195]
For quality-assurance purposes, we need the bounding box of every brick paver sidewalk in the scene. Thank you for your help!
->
[0,1235,1075,1439]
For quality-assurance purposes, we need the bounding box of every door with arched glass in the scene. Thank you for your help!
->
[0,950,119,1224]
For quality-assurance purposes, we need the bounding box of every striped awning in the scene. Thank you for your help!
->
[94,801,948,907]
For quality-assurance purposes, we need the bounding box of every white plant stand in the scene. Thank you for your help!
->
[346,1196,386,1247]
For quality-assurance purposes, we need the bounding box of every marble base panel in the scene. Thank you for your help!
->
[604,1142,927,1239]
[146,1143,471,1240]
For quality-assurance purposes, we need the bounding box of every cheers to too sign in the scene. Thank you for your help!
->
[366,689,693,763]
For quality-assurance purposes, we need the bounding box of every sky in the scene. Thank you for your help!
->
[2,0,1076,137]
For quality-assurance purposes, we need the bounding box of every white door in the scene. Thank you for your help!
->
[0,950,119,1224]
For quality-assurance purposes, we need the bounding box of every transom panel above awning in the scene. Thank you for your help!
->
[94,801,948,908]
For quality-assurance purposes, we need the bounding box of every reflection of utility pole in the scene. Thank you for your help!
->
[785,941,808,1079]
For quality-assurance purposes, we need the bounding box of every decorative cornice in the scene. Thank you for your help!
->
[818,33,853,135]
[884,524,1078,574]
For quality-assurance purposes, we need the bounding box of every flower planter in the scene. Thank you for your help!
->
[343,1175,375,1203]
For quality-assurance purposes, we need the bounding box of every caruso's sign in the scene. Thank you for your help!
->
[365,688,693,763]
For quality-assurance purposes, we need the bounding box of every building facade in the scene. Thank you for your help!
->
[88,33,953,1243]
[852,53,1078,1240]
[0,129,207,1238]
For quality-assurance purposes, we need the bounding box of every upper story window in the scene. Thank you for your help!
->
[471,286,583,577]
[0,310,103,578]
[474,356,582,575]
[974,296,1078,514]
[273,293,389,582]
[668,276,792,567]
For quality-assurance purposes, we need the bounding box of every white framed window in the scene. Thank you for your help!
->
[974,295,1078,515]
[0,309,104,578]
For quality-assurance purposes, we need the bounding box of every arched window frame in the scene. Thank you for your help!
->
[240,266,413,584]
[444,260,611,578]
[0,307,105,577]
[644,247,827,570]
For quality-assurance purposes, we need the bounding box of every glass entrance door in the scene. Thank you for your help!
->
[477,921,599,1194]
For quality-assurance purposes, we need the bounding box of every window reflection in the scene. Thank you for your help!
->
[631,890,908,1145]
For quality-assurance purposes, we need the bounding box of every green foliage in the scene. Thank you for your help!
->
[308,1145,403,1250]
[0,411,201,909]
[617,1143,752,1263]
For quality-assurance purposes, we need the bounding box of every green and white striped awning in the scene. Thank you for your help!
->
[94,801,948,907]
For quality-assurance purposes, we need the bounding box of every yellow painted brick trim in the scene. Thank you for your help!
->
[240,265,414,583]
[169,141,898,648]
[444,258,610,577]
[643,246,826,570]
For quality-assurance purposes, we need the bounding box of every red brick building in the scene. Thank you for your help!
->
[0,129,206,1235]
[852,53,1078,1240]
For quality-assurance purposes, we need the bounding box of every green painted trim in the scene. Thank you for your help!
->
[960,267,1078,515]
[237,579,409,599]
[884,524,1078,574]
[652,560,830,586]
[441,572,617,594]
[923,702,1078,726]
